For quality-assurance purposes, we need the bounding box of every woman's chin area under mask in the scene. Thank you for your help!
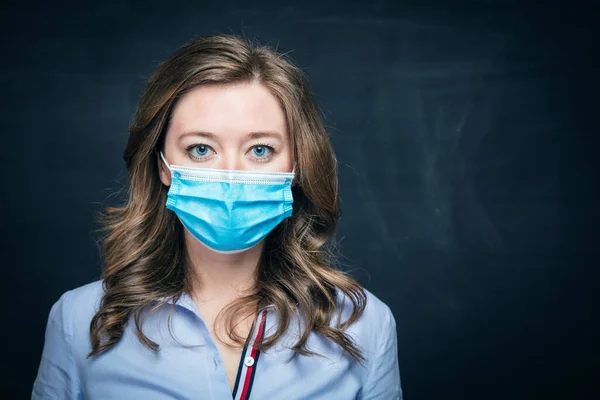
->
[188,230,265,262]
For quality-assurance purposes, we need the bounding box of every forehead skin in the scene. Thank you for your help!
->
[168,81,288,144]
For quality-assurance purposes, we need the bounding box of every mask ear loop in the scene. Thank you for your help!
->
[159,151,172,171]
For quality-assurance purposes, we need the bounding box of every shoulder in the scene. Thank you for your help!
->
[47,279,105,353]
[55,279,104,324]
[63,279,105,311]
[335,285,395,332]
[335,286,402,397]
[334,285,397,353]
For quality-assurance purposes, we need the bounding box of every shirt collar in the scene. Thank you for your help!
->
[150,293,301,349]
[155,291,280,318]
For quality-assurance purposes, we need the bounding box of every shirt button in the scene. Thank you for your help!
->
[244,356,255,367]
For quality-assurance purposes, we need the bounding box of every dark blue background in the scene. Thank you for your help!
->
[1,1,597,399]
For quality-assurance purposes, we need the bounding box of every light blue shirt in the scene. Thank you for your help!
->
[32,280,402,399]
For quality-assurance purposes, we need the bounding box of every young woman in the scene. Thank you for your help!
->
[32,34,402,399]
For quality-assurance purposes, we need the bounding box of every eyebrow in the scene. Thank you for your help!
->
[179,130,284,141]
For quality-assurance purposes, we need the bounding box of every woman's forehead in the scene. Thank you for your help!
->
[168,82,288,141]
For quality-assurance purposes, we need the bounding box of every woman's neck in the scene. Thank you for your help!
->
[184,229,263,306]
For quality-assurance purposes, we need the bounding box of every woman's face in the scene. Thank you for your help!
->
[159,81,293,186]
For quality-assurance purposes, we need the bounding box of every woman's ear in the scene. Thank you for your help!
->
[157,151,172,187]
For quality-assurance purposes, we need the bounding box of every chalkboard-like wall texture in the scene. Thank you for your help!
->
[1,1,596,399]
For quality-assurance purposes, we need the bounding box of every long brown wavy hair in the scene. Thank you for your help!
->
[88,34,367,364]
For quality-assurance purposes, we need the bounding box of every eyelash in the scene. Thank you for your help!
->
[186,143,276,162]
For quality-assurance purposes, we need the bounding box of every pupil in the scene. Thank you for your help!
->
[255,146,264,155]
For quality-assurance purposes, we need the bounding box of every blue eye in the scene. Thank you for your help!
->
[190,144,213,158]
[251,145,272,158]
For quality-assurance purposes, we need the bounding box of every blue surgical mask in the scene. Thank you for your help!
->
[160,152,295,253]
